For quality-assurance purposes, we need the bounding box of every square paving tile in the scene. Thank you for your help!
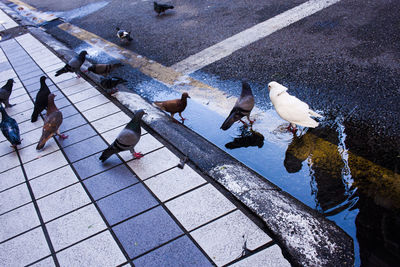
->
[113,206,183,259]
[0,141,14,157]
[68,87,100,103]
[19,127,43,149]
[59,81,92,96]
[9,109,32,124]
[59,104,79,118]
[72,152,122,179]
[59,113,87,133]
[30,165,78,199]
[11,93,31,105]
[0,166,24,192]
[0,183,31,214]
[81,101,120,122]
[48,71,76,83]
[127,147,179,180]
[18,117,43,135]
[74,94,110,112]
[7,100,34,116]
[36,183,91,222]
[0,227,50,266]
[56,230,126,267]
[117,134,163,162]
[46,204,107,251]
[231,245,291,267]
[97,183,158,225]
[59,124,97,148]
[19,141,60,164]
[166,184,236,231]
[56,76,87,90]
[43,62,65,73]
[133,235,212,267]
[24,150,68,179]
[145,166,206,202]
[83,164,139,200]
[29,256,55,267]
[0,203,40,242]
[191,210,272,266]
[54,96,71,109]
[63,135,108,162]
[91,112,131,133]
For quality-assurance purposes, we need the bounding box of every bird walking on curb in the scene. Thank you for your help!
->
[100,76,127,95]
[31,76,50,122]
[154,92,190,123]
[154,2,174,15]
[268,81,322,133]
[36,94,68,150]
[0,79,15,108]
[0,104,21,148]
[87,63,123,76]
[221,81,255,130]
[99,109,146,162]
[116,27,133,42]
[55,50,88,78]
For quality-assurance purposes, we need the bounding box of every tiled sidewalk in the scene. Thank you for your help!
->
[0,30,290,267]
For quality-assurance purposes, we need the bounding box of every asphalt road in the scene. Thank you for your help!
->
[4,0,400,266]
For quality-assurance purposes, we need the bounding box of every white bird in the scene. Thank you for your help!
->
[268,81,322,133]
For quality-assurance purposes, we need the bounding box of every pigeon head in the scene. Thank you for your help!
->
[48,93,56,102]
[267,81,280,92]
[268,81,288,95]
[181,92,190,99]
[6,79,14,85]
[88,65,95,72]
[134,109,147,119]
[40,76,47,82]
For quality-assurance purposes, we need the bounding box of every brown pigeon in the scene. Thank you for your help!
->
[87,63,123,76]
[154,92,190,122]
[36,94,68,150]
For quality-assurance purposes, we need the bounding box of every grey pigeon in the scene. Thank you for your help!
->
[31,76,50,122]
[36,94,68,150]
[116,27,133,41]
[0,79,15,108]
[87,63,123,76]
[99,109,146,162]
[220,81,255,130]
[154,2,174,15]
[55,51,88,77]
[0,104,21,148]
[100,76,127,94]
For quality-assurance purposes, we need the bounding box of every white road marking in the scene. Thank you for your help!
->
[172,0,341,75]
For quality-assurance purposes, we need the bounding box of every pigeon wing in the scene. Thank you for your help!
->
[275,94,319,127]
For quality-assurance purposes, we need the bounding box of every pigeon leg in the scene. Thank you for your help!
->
[247,115,256,125]
[133,152,144,159]
[239,119,249,127]
[178,112,186,121]
[57,131,69,139]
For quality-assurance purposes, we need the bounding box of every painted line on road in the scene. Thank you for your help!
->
[171,0,342,75]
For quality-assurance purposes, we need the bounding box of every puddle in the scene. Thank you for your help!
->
[53,1,110,21]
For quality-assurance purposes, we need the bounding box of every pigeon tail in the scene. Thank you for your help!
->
[220,112,236,131]
[36,133,52,150]
[31,109,40,122]
[308,109,322,118]
[99,145,118,162]
[55,65,71,76]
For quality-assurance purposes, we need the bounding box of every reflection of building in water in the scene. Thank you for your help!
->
[284,125,400,265]
[225,129,264,149]
[348,152,400,266]
[284,128,348,213]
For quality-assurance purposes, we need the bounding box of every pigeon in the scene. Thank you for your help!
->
[154,92,190,122]
[36,94,68,150]
[0,104,21,148]
[87,63,123,76]
[100,76,127,94]
[154,2,174,15]
[268,81,322,133]
[55,50,88,77]
[220,81,255,130]
[0,79,15,108]
[99,109,146,162]
[31,76,50,122]
[116,27,133,42]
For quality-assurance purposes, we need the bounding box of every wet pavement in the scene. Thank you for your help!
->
[2,0,400,266]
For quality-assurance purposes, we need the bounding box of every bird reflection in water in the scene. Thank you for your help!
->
[225,127,264,149]
[283,127,357,215]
